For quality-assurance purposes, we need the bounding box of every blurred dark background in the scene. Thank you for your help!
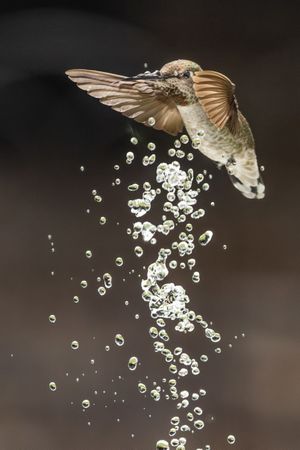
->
[0,1,299,449]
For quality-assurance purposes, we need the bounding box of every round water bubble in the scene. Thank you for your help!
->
[194,420,204,430]
[71,340,79,350]
[99,216,107,225]
[148,142,156,151]
[134,246,143,257]
[94,195,102,203]
[130,137,138,145]
[192,271,200,283]
[114,334,125,346]
[85,250,92,258]
[147,117,156,126]
[128,356,138,371]
[138,383,147,393]
[227,435,236,445]
[180,134,189,144]
[80,280,88,288]
[49,314,56,324]
[115,257,123,267]
[149,327,158,338]
[98,286,106,296]
[73,295,79,303]
[49,381,57,391]
[82,399,90,409]
[156,440,169,450]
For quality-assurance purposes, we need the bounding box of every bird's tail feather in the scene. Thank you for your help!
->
[226,149,265,199]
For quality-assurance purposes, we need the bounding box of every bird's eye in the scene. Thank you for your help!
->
[182,70,190,78]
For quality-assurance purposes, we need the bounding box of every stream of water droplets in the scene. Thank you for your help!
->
[48,125,241,450]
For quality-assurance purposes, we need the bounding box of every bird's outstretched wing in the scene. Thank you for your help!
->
[192,70,239,134]
[65,69,184,136]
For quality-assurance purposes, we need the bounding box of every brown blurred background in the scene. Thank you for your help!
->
[0,1,299,449]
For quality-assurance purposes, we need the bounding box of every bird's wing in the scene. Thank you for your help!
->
[65,69,184,136]
[192,70,239,134]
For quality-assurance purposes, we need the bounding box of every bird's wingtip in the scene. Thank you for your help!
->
[65,69,74,76]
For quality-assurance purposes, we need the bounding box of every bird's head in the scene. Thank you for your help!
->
[160,60,201,79]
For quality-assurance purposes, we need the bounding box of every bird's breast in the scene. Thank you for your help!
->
[177,103,241,163]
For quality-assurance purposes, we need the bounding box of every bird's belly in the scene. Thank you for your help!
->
[177,103,240,164]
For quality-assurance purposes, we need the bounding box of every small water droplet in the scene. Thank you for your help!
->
[49,381,57,391]
[156,439,170,450]
[48,314,56,324]
[130,137,138,145]
[71,340,79,350]
[115,257,124,267]
[134,246,143,257]
[128,356,138,371]
[115,334,125,346]
[99,216,107,225]
[198,231,213,246]
[227,435,236,445]
[147,117,156,126]
[82,399,90,409]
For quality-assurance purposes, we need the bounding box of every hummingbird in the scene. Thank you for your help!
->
[66,59,265,199]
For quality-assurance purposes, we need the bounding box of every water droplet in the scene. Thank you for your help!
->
[115,334,125,346]
[49,381,57,391]
[128,183,139,192]
[134,246,143,257]
[103,273,112,288]
[227,435,236,445]
[149,327,158,338]
[71,340,79,350]
[128,356,138,371]
[148,142,156,151]
[99,216,107,225]
[138,382,147,393]
[98,286,106,296]
[80,165,85,172]
[80,280,88,288]
[73,295,79,303]
[194,420,205,430]
[147,117,156,126]
[85,250,92,258]
[115,257,124,267]
[130,137,138,145]
[48,314,56,323]
[82,399,90,409]
[180,135,189,144]
[198,231,213,246]
[94,195,102,203]
[156,440,169,450]
[192,271,200,283]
